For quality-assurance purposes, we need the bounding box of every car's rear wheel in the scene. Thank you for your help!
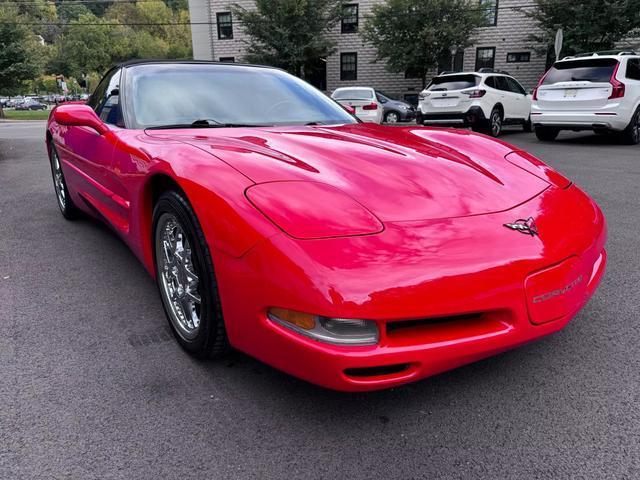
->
[153,191,229,358]
[620,107,640,145]
[385,111,400,124]
[523,116,533,133]
[535,126,560,141]
[48,143,79,220]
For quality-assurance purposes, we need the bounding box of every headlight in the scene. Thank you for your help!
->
[246,181,383,239]
[268,308,379,345]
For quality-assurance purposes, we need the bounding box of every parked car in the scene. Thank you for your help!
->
[375,91,415,123]
[46,60,606,391]
[16,100,48,111]
[331,87,383,123]
[531,51,640,144]
[416,70,532,137]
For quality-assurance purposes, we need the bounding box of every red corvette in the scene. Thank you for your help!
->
[46,61,606,391]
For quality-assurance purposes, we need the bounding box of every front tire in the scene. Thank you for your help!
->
[535,126,560,141]
[484,108,503,137]
[384,111,400,124]
[153,191,229,359]
[523,116,533,133]
[48,142,79,220]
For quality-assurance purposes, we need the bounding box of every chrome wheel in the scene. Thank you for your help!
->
[491,110,502,136]
[155,213,202,339]
[385,112,399,123]
[52,149,66,210]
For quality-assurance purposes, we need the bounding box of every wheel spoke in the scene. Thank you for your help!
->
[155,214,204,338]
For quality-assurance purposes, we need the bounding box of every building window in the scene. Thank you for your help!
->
[507,52,531,63]
[475,47,495,70]
[216,12,233,40]
[219,57,235,62]
[479,0,498,26]
[341,4,358,33]
[340,52,357,80]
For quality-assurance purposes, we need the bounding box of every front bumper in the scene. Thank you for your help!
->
[215,184,607,391]
[416,106,486,127]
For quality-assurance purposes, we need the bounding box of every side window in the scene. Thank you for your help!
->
[627,59,640,80]
[495,76,509,92]
[88,69,123,126]
[485,76,496,88]
[507,77,526,95]
[98,70,122,126]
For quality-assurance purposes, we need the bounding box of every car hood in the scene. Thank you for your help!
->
[146,124,549,222]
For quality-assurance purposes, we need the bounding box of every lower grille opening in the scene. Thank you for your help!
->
[384,311,511,348]
[387,313,484,334]
[344,363,411,378]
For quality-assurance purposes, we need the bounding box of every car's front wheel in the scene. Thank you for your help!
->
[535,126,560,141]
[48,143,79,220]
[485,108,503,137]
[153,191,229,358]
[384,111,400,123]
[523,116,533,133]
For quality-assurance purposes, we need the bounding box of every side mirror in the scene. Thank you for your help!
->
[53,104,109,135]
[342,104,356,115]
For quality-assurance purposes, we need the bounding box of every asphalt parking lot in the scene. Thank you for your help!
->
[1,121,639,479]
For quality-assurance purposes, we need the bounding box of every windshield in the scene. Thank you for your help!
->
[332,89,374,100]
[126,64,357,129]
[542,59,618,84]
[427,75,480,91]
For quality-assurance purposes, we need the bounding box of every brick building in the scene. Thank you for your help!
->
[186,0,634,102]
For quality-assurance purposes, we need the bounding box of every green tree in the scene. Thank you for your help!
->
[362,0,484,88]
[32,74,60,94]
[232,0,342,78]
[523,0,640,56]
[0,5,44,116]
[49,13,115,78]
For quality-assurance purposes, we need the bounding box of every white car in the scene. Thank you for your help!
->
[531,52,640,144]
[331,87,383,124]
[416,71,532,137]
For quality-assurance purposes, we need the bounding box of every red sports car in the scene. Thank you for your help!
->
[46,61,607,391]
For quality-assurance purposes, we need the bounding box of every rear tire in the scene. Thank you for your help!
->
[535,126,560,141]
[523,116,533,133]
[153,190,229,359]
[620,107,640,145]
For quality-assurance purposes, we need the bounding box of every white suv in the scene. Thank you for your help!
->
[416,71,532,137]
[331,87,383,124]
[531,52,640,144]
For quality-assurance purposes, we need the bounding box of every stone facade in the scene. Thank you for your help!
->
[188,0,638,101]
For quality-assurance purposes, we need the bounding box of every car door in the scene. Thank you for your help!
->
[494,76,517,119]
[55,68,124,227]
[506,77,530,119]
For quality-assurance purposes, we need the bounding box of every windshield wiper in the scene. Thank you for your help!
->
[146,119,271,130]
